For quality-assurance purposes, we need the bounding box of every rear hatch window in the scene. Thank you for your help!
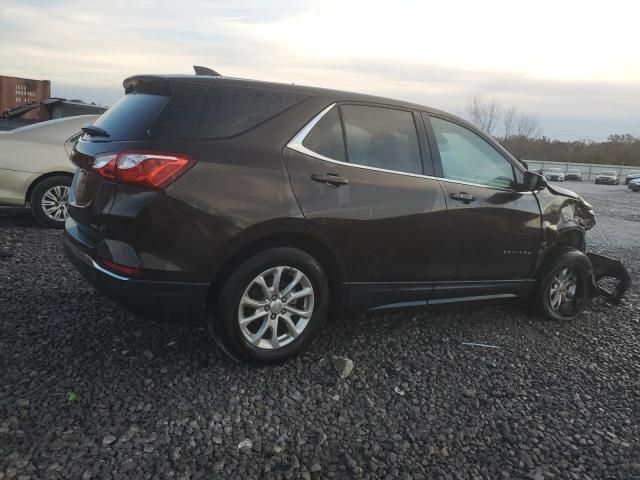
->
[89,93,169,141]
[86,79,308,142]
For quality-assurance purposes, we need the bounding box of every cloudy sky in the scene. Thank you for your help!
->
[1,0,639,141]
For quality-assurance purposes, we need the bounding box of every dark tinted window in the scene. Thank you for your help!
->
[341,105,422,174]
[302,108,346,161]
[90,93,169,141]
[430,117,515,188]
[159,85,308,139]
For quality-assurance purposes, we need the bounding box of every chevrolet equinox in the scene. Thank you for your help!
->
[64,69,609,363]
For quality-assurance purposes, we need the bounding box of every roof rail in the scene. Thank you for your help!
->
[193,65,221,76]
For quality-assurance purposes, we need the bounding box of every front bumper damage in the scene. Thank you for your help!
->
[586,253,631,303]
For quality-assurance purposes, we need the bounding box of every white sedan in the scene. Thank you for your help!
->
[0,115,98,227]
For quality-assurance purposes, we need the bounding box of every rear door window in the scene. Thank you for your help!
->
[301,108,346,161]
[340,105,423,175]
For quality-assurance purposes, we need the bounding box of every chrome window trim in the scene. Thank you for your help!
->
[286,104,536,195]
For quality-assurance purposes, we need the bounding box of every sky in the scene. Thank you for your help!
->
[1,0,639,141]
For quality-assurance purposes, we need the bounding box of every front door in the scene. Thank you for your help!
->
[425,114,541,287]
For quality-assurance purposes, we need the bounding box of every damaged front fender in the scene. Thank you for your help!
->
[535,184,630,303]
[536,185,596,255]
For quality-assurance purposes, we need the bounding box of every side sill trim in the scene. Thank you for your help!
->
[428,293,517,305]
[369,293,517,310]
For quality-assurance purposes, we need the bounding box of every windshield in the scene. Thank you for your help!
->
[600,171,616,175]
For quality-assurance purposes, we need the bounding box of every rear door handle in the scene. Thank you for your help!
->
[311,173,349,187]
[450,192,475,204]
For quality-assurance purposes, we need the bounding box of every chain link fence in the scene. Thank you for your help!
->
[524,160,639,182]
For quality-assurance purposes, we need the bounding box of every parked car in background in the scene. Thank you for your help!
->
[564,169,583,181]
[543,168,564,182]
[0,115,98,227]
[595,170,619,185]
[624,171,640,185]
[628,178,640,192]
[64,70,605,363]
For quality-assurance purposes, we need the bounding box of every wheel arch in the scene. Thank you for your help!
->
[208,229,348,321]
[26,171,74,203]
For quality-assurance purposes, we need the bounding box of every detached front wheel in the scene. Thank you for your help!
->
[536,249,592,321]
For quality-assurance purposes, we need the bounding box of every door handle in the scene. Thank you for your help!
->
[311,173,349,187]
[450,192,475,204]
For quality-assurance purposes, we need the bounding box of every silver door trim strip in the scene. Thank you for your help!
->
[286,104,537,195]
[368,293,518,311]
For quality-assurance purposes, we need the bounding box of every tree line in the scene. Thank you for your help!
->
[464,97,640,167]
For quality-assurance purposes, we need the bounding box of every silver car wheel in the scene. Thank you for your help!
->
[549,267,578,312]
[238,266,315,350]
[41,185,70,222]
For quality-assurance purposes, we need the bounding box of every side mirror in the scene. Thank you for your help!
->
[520,159,529,170]
[521,170,546,191]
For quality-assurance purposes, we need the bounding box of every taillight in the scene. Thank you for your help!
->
[91,151,194,189]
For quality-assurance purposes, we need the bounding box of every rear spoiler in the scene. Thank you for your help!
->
[122,66,222,95]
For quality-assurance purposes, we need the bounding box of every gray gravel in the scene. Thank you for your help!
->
[1,183,639,480]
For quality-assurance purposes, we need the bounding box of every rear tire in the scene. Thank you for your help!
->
[536,249,592,322]
[208,247,329,363]
[30,175,72,228]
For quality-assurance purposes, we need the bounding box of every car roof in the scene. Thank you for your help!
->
[124,74,456,118]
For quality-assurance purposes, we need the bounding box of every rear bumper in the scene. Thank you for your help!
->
[64,233,209,324]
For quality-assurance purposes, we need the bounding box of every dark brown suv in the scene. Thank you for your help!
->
[64,70,610,363]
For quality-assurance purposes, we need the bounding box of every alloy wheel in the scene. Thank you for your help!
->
[549,267,578,314]
[238,266,315,350]
[41,185,70,222]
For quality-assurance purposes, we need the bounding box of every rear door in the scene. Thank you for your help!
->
[424,114,541,289]
[284,103,448,309]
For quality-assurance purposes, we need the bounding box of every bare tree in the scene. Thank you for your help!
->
[516,112,542,139]
[465,96,543,158]
[502,105,517,140]
[512,113,542,159]
[464,96,503,137]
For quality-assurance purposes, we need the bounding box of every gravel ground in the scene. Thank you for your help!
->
[1,183,639,480]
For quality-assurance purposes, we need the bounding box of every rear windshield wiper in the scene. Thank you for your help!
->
[81,125,110,138]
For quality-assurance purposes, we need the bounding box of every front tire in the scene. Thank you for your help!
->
[208,247,329,363]
[536,249,591,322]
[30,175,72,228]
